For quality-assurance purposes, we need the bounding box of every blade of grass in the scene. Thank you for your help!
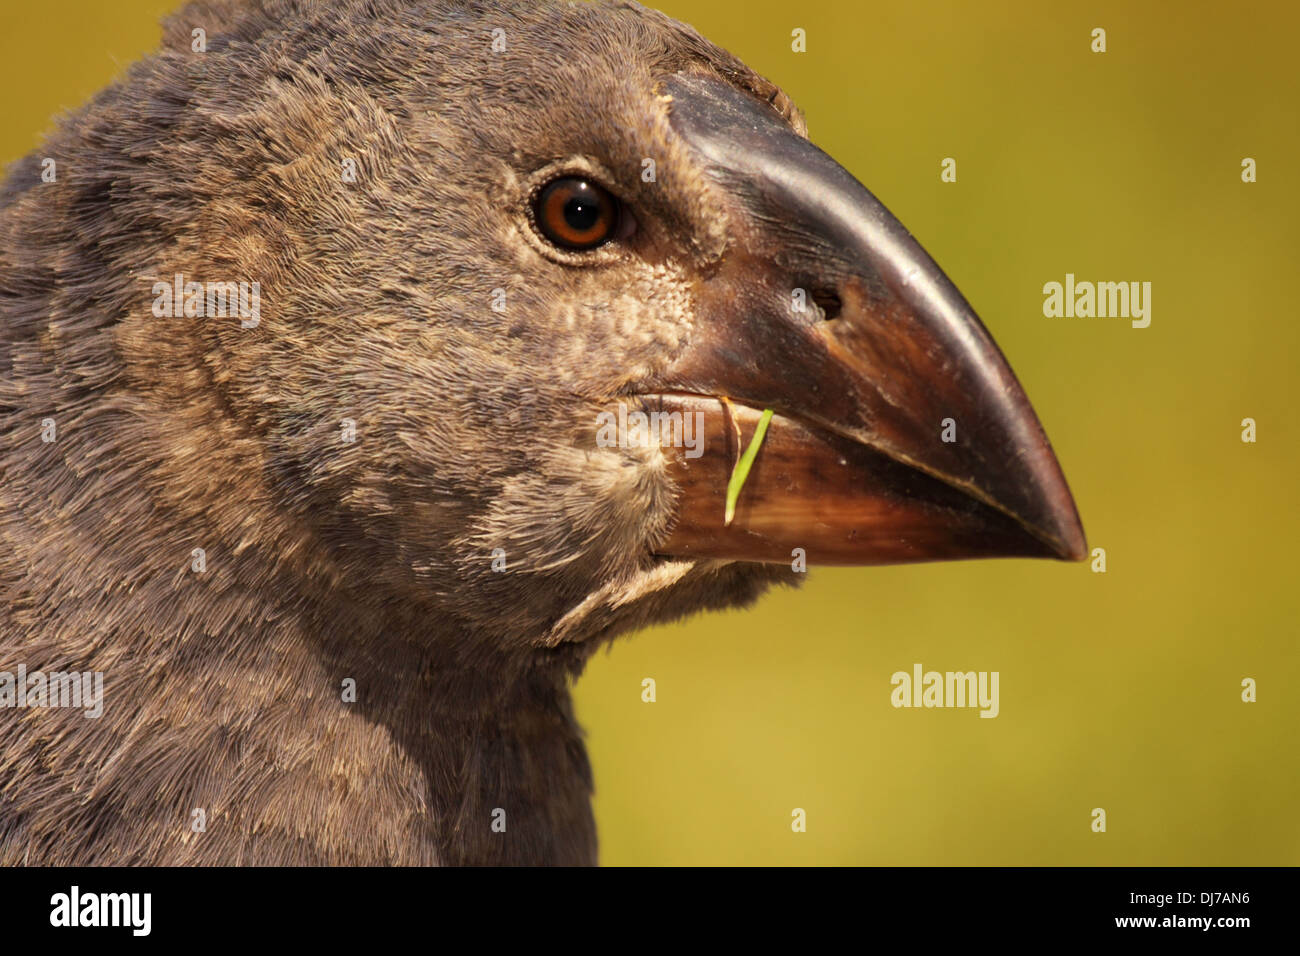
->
[724,408,774,526]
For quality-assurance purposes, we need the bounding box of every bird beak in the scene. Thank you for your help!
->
[642,74,1086,566]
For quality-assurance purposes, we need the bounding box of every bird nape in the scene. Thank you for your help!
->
[0,0,1084,866]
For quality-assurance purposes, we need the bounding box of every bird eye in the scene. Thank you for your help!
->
[534,177,621,251]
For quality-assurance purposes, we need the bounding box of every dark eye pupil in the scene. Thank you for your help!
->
[563,196,601,231]
[535,177,621,251]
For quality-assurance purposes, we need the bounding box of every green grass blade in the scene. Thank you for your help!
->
[724,408,774,526]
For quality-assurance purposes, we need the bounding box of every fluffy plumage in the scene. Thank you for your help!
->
[0,0,801,864]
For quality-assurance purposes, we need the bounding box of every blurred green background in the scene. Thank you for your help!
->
[4,0,1296,865]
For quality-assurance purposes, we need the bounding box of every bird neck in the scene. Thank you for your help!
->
[307,596,601,866]
[1,413,600,866]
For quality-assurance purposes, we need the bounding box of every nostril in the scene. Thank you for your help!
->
[811,286,843,322]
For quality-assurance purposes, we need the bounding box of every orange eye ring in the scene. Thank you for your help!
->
[534,177,621,250]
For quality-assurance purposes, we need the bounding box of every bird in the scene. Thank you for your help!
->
[0,0,1085,865]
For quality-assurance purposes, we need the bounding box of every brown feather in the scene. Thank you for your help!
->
[0,0,799,864]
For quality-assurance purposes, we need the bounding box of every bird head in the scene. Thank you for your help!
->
[87,0,1083,651]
